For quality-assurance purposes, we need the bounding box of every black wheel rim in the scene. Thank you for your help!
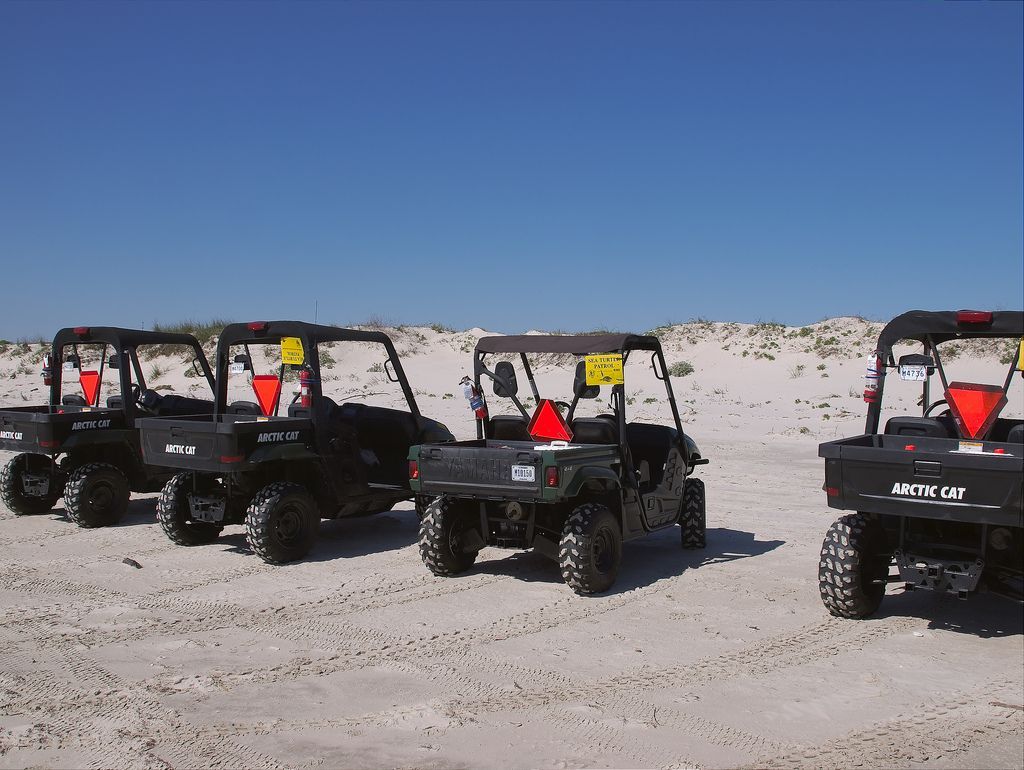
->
[592,526,614,574]
[87,480,115,512]
[273,505,305,546]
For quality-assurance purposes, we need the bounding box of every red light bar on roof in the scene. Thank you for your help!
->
[956,310,993,325]
[945,381,1007,440]
[248,322,269,333]
[73,327,90,337]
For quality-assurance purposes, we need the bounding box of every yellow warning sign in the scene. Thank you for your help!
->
[585,354,624,386]
[1016,338,1024,371]
[280,337,305,366]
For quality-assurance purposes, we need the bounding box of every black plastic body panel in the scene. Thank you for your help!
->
[819,434,1023,529]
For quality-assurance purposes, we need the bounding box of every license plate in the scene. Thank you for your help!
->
[899,365,928,381]
[229,362,246,374]
[511,465,535,482]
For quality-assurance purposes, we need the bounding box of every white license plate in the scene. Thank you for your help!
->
[511,465,535,482]
[898,365,928,381]
[229,362,246,374]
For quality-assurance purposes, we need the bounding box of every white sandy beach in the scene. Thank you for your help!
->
[0,318,1021,769]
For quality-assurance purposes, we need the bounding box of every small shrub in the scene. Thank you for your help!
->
[148,364,165,381]
[799,426,811,435]
[668,361,694,377]
[816,363,827,371]
[366,362,383,373]
[788,364,805,378]
[319,350,336,368]
[442,393,454,400]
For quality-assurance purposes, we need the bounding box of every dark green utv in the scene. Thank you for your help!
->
[409,333,709,594]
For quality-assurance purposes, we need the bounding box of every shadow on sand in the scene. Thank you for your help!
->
[217,505,420,562]
[463,525,786,595]
[874,586,1023,638]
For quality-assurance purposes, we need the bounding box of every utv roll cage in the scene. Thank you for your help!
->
[473,332,687,455]
[212,321,421,417]
[49,326,215,413]
[864,310,1024,435]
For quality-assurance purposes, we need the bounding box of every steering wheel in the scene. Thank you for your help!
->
[924,399,949,417]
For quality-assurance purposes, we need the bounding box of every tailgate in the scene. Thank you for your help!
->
[0,406,123,453]
[139,414,314,471]
[415,440,545,499]
[822,435,1023,527]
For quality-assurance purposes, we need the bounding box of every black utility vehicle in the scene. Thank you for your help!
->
[409,334,709,594]
[0,326,215,526]
[138,321,453,564]
[819,310,1023,618]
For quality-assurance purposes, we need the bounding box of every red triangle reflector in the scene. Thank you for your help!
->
[79,370,101,406]
[945,381,1007,440]
[527,399,574,442]
[252,375,282,416]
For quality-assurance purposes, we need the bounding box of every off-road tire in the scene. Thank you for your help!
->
[414,494,434,520]
[157,473,224,546]
[559,503,622,595]
[0,453,62,515]
[819,512,890,619]
[680,477,707,549]
[63,462,130,528]
[245,482,320,564]
[419,496,478,576]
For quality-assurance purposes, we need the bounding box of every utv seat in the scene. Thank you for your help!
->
[884,417,954,439]
[62,394,87,406]
[570,417,617,445]
[488,415,530,441]
[989,418,1024,443]
[155,395,214,417]
[625,423,676,488]
[226,401,262,416]
[106,396,124,408]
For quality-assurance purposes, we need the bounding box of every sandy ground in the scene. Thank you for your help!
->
[0,319,1021,769]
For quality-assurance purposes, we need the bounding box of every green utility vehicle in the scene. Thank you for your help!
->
[409,334,708,594]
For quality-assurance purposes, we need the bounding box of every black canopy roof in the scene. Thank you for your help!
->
[475,333,660,355]
[876,310,1024,352]
[217,321,397,349]
[52,326,208,349]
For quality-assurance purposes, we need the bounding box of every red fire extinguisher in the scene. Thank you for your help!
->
[42,354,52,387]
[460,376,488,420]
[299,366,314,408]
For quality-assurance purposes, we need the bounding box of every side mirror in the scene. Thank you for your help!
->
[492,361,519,398]
[107,355,120,370]
[191,359,202,378]
[232,353,253,372]
[573,361,600,400]
[383,358,401,383]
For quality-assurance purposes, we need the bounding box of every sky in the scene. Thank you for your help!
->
[1,0,1022,338]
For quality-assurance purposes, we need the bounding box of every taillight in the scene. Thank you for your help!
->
[219,455,244,463]
[409,460,419,479]
[247,321,268,332]
[956,310,992,325]
[825,486,840,497]
[545,466,559,487]
[904,444,916,451]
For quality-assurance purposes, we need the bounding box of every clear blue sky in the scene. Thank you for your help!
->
[1,0,1021,338]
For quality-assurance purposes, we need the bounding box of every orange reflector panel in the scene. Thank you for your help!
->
[79,370,101,406]
[945,381,1007,440]
[252,375,282,416]
[527,399,573,442]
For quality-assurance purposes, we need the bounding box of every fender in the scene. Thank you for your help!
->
[563,465,622,498]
